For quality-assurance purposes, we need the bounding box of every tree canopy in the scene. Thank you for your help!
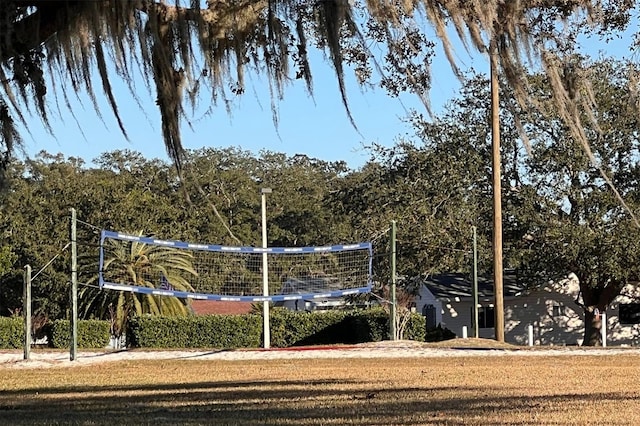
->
[2,1,637,174]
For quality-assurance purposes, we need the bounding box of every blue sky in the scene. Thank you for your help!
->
[19,40,481,170]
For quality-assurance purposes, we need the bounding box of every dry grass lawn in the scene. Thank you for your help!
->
[2,353,640,425]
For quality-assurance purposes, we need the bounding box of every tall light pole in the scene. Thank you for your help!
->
[390,220,397,341]
[261,187,272,349]
[70,208,78,359]
[490,37,505,342]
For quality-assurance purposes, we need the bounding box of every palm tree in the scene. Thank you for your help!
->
[80,232,198,336]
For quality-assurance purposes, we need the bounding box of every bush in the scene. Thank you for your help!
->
[0,317,23,349]
[128,314,262,348]
[404,312,427,341]
[270,308,374,347]
[128,308,427,349]
[352,308,390,342]
[50,319,111,348]
[425,324,456,342]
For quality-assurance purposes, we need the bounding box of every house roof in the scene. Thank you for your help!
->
[423,271,524,300]
[190,300,253,315]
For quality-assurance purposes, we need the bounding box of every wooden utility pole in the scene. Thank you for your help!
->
[490,38,505,342]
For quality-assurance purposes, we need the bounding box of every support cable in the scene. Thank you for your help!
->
[32,242,71,280]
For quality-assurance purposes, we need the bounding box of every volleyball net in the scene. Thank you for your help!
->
[98,230,373,302]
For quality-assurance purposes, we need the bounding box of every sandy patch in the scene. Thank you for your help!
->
[3,339,640,369]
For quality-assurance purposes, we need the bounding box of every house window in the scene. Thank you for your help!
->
[478,307,495,328]
[552,304,565,317]
[619,303,640,325]
[424,304,437,329]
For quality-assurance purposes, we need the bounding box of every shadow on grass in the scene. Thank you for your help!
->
[0,378,638,425]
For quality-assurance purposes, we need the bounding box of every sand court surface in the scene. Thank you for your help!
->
[3,339,639,369]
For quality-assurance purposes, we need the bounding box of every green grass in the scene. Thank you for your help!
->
[1,354,640,425]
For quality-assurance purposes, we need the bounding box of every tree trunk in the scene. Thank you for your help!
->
[582,308,603,346]
[579,278,621,347]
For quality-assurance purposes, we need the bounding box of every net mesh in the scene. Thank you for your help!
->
[99,231,372,302]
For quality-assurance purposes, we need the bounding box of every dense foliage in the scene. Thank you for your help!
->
[0,317,22,349]
[128,308,426,349]
[0,148,367,322]
[49,319,111,349]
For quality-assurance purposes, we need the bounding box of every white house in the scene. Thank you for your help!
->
[415,272,640,346]
[603,284,640,346]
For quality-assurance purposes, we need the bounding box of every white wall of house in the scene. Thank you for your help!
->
[506,279,640,346]
[504,289,584,346]
[414,286,442,328]
[442,299,496,339]
[417,274,640,346]
[415,285,495,337]
[605,284,640,346]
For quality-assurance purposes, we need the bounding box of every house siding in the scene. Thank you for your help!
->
[439,300,497,339]
[418,275,640,346]
[420,293,585,344]
[605,285,640,346]
[416,284,495,338]
[506,281,640,346]
[414,287,442,328]
[504,289,584,346]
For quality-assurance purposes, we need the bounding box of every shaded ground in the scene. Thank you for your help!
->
[2,354,640,425]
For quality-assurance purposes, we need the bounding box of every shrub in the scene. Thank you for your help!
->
[127,308,426,349]
[270,308,362,347]
[404,312,427,341]
[128,314,262,348]
[50,320,111,348]
[0,317,23,349]
[425,324,456,342]
[351,308,390,342]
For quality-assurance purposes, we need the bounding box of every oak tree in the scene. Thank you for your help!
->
[2,0,636,175]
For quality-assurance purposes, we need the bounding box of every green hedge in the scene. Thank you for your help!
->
[50,319,111,349]
[0,317,23,349]
[128,308,428,349]
[128,315,263,348]
[1,310,432,350]
[269,309,358,347]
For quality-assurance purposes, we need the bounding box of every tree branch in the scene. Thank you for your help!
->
[1,1,98,66]
[1,1,179,63]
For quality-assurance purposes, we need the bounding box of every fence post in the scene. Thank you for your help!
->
[23,265,32,361]
[528,324,534,347]
[472,226,479,338]
[601,312,607,348]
